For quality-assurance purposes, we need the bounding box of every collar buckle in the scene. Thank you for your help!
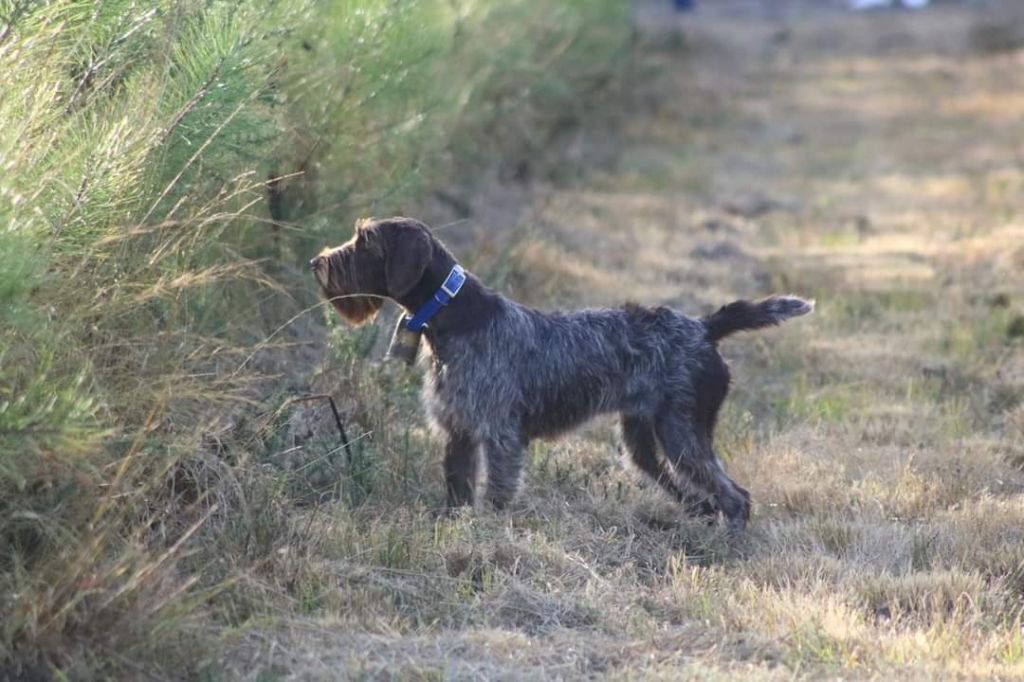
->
[439,264,466,297]
[405,264,467,331]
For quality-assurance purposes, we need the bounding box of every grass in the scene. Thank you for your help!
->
[0,0,631,678]
[4,0,1024,679]
[216,5,1023,679]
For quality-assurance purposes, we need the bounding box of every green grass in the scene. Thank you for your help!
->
[0,0,631,677]
[6,1,1024,680]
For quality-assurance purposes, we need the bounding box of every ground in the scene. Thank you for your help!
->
[227,3,1024,679]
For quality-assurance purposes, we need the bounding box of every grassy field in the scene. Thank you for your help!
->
[4,0,1024,679]
[222,5,1024,679]
[0,1,630,678]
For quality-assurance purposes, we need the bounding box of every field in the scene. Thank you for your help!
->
[4,1,1024,680]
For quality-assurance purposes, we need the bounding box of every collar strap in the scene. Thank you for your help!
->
[405,264,467,331]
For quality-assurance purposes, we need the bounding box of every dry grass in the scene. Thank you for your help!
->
[214,4,1024,680]
[0,1,637,677]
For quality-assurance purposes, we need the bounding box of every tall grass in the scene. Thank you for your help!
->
[0,0,631,677]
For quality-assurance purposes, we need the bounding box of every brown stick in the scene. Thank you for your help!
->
[284,394,353,469]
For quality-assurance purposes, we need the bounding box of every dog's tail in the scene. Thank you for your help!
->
[702,295,814,343]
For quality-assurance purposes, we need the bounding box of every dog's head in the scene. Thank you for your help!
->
[310,217,435,325]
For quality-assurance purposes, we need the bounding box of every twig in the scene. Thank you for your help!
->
[284,394,353,469]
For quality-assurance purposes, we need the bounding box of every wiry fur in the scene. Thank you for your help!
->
[311,217,814,534]
[703,295,814,342]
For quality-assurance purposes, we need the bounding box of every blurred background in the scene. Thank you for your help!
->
[2,1,1023,679]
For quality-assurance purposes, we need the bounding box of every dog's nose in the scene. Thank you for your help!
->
[308,258,319,271]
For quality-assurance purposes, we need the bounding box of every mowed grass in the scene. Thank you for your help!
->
[224,6,1024,679]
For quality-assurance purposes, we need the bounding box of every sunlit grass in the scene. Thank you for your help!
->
[0,0,630,676]
[5,0,1024,678]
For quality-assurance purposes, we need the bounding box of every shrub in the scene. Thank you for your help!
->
[0,0,631,676]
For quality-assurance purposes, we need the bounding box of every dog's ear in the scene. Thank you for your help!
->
[383,221,433,297]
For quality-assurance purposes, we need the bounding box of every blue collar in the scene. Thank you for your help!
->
[405,264,467,331]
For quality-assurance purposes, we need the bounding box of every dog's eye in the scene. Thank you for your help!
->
[354,229,380,253]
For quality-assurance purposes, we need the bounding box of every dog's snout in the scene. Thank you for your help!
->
[308,257,319,271]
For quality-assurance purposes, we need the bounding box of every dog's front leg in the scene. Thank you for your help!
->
[482,432,525,510]
[444,431,478,508]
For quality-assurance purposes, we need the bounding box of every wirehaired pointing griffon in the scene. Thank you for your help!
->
[311,217,813,534]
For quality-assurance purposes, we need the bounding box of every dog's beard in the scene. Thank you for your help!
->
[329,294,383,325]
[319,250,384,326]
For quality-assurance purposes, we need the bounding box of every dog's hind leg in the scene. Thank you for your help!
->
[445,431,479,508]
[654,408,750,535]
[621,415,717,517]
[483,431,526,510]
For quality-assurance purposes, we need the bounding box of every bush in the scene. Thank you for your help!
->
[0,0,631,677]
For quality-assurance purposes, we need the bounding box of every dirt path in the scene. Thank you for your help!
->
[232,4,1024,679]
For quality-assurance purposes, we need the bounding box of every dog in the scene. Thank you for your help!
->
[311,217,813,534]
